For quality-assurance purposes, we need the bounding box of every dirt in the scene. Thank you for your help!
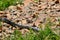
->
[0,0,60,40]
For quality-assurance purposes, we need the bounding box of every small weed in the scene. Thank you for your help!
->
[0,0,24,10]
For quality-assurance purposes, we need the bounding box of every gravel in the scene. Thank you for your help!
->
[0,0,60,39]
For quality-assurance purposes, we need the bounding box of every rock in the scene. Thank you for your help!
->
[6,14,12,19]
[21,19,27,25]
[5,29,14,34]
[40,0,47,2]
[0,11,5,13]
[16,4,22,10]
[0,33,2,37]
[0,11,5,17]
[34,19,41,27]
[20,29,29,35]
[2,27,8,31]
[12,27,16,30]
[1,0,60,39]
[8,6,17,10]
[23,0,32,7]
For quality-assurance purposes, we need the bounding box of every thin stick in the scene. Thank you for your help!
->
[0,18,40,32]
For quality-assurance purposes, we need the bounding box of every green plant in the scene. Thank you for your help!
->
[0,0,24,10]
[34,0,39,2]
[4,23,60,40]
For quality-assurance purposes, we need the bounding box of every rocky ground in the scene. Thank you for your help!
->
[0,0,60,40]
